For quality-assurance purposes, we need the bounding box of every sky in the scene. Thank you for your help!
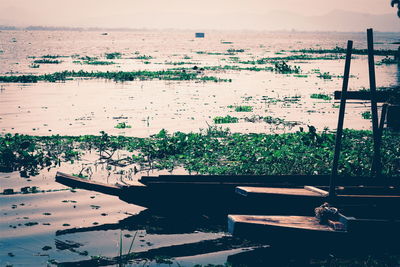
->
[0,0,399,31]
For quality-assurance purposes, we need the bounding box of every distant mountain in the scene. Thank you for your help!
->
[71,9,400,32]
[303,10,400,32]
[0,10,399,32]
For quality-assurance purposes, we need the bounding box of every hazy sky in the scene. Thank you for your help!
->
[0,0,398,30]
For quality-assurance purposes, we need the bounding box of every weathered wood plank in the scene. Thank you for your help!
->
[55,172,122,196]
[334,91,391,102]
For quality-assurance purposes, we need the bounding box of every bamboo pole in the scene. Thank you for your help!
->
[329,40,353,200]
[367,28,382,178]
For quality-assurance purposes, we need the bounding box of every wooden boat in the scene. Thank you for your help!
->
[228,211,400,250]
[235,185,400,213]
[56,172,399,215]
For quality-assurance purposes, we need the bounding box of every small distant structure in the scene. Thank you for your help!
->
[195,32,205,38]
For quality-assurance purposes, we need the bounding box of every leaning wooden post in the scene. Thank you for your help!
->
[367,28,382,178]
[371,104,388,175]
[329,40,353,200]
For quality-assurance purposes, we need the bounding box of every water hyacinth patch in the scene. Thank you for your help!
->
[1,128,400,177]
[0,70,230,83]
[105,52,122,59]
[213,115,239,124]
[114,122,132,129]
[310,93,332,101]
[362,111,372,120]
[33,59,61,64]
[292,46,398,56]
[228,105,253,112]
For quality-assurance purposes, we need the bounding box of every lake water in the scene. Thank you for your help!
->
[0,30,399,137]
[0,30,399,266]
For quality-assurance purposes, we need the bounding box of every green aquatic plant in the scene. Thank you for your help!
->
[311,93,332,101]
[377,56,398,65]
[115,122,132,129]
[78,55,99,61]
[228,105,253,112]
[42,55,66,59]
[105,52,122,59]
[362,111,372,120]
[238,54,343,65]
[164,61,196,65]
[33,59,61,64]
[2,128,400,177]
[0,70,230,83]
[29,64,40,68]
[227,48,245,53]
[133,55,153,60]
[213,115,239,124]
[273,61,301,74]
[317,72,333,79]
[83,60,115,65]
[292,46,398,56]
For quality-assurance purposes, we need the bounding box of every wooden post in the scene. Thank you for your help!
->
[367,28,382,178]
[329,40,353,200]
[371,104,388,175]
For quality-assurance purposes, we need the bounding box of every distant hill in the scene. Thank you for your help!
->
[0,10,399,32]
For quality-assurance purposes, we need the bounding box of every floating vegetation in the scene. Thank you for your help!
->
[33,59,61,64]
[244,115,299,128]
[41,55,67,59]
[0,133,81,177]
[261,95,301,104]
[228,105,253,112]
[105,52,122,59]
[377,56,398,65]
[310,93,332,101]
[2,128,400,176]
[317,72,333,79]
[0,70,230,83]
[362,111,372,120]
[193,65,273,72]
[115,122,132,129]
[292,46,398,56]
[164,61,196,65]
[213,115,239,124]
[29,64,40,68]
[83,60,115,65]
[227,48,245,53]
[76,55,99,61]
[195,51,231,56]
[274,61,301,74]
[133,55,153,60]
[238,54,344,65]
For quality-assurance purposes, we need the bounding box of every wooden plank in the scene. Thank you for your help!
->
[304,186,329,196]
[236,186,325,197]
[55,172,121,196]
[334,91,390,102]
